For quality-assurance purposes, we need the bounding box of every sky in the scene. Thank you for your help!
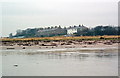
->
[1,0,119,37]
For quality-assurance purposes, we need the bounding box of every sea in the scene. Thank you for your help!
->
[0,48,118,76]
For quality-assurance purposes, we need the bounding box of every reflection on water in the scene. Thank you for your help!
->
[1,49,118,76]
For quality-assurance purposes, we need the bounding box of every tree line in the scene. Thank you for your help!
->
[11,25,120,38]
[76,26,119,36]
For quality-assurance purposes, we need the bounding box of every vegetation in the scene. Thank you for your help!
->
[1,35,120,42]
[11,25,120,38]
[76,26,120,36]
[13,25,67,38]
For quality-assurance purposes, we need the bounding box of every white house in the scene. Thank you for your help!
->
[66,25,88,36]
[67,27,78,34]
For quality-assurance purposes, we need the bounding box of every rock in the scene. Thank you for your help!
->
[100,37,104,39]
[7,48,15,49]
[83,46,87,48]
[14,64,18,67]
[22,47,25,49]
[51,43,57,46]
[61,43,66,45]
[104,42,112,45]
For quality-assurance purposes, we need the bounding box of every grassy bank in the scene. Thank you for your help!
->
[0,35,120,42]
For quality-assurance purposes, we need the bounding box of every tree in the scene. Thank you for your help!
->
[55,26,58,28]
[79,25,81,27]
[9,33,13,38]
[58,25,62,29]
[16,29,22,34]
[47,27,50,29]
[51,26,54,29]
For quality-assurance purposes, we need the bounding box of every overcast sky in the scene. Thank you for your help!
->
[1,0,119,37]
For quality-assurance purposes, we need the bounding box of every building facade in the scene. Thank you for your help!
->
[67,25,88,35]
[67,27,78,35]
[36,28,67,37]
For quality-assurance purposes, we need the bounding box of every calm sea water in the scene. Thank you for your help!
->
[1,48,118,76]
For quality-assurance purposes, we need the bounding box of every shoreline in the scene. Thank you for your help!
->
[0,39,119,53]
[1,44,118,56]
[1,42,119,52]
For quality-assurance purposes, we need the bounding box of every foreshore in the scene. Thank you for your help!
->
[1,39,119,52]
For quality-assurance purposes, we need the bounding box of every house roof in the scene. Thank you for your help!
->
[67,26,86,30]
[38,28,58,32]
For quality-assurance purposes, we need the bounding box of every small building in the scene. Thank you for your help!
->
[67,27,78,35]
[66,25,88,36]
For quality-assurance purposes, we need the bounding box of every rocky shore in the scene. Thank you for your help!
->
[0,40,119,50]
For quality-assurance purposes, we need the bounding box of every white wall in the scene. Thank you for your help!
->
[67,28,77,34]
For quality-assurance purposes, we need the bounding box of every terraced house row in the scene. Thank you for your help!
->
[11,25,88,38]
